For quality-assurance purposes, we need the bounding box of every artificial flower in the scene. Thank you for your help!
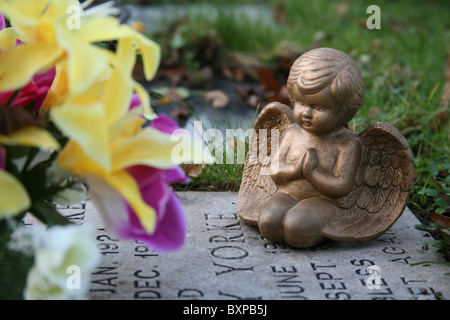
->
[0,0,159,104]
[0,68,55,110]
[55,112,199,236]
[0,146,31,218]
[24,224,100,300]
[0,13,56,111]
[87,115,190,252]
[49,28,158,171]
[0,0,208,300]
[0,125,59,150]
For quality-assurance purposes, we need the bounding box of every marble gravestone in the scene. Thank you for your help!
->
[26,192,449,300]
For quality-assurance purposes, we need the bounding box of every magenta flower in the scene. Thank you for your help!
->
[0,14,5,31]
[121,164,188,252]
[120,115,189,252]
[129,93,141,110]
[0,68,55,111]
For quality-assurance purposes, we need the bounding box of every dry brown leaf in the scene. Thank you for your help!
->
[258,67,282,94]
[337,1,349,16]
[183,163,205,178]
[430,213,450,238]
[430,213,450,228]
[170,104,190,119]
[205,90,229,109]
[440,55,450,107]
[222,67,246,82]
[236,86,263,108]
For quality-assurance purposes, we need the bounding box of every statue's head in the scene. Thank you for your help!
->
[287,47,365,126]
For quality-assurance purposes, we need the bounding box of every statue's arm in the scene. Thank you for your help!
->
[303,139,362,198]
[270,132,304,184]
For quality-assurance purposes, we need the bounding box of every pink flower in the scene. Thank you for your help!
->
[0,14,5,31]
[129,93,141,110]
[120,115,189,252]
[0,68,55,111]
[121,164,188,252]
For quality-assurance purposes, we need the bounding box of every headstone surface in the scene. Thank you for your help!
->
[28,192,449,300]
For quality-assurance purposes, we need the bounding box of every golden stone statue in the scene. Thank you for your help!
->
[238,47,414,248]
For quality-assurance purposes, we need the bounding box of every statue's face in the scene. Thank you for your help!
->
[292,86,344,135]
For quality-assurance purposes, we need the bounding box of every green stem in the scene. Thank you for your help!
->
[20,148,39,176]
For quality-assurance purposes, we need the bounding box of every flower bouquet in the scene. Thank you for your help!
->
[0,0,203,299]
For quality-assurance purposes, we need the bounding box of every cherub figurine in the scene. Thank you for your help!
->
[238,48,414,248]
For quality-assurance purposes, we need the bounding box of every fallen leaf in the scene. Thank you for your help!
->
[430,213,450,238]
[337,1,349,16]
[170,104,190,119]
[440,55,450,107]
[236,86,263,108]
[268,85,290,105]
[430,213,450,228]
[258,67,282,94]
[183,163,205,178]
[273,2,285,24]
[222,67,246,82]
[205,90,229,109]
[431,109,447,132]
[163,67,186,86]
[258,67,291,105]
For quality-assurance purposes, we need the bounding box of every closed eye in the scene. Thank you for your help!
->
[313,105,326,112]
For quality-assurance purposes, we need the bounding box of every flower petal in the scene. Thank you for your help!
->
[0,126,60,150]
[165,167,189,184]
[133,80,154,119]
[112,128,178,171]
[0,43,63,91]
[0,27,21,50]
[76,16,161,80]
[85,175,129,233]
[40,64,69,112]
[104,171,157,234]
[51,102,110,170]
[0,170,31,218]
[100,56,133,125]
[149,114,180,134]
[140,192,186,252]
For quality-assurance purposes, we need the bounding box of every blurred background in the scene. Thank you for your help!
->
[91,1,449,230]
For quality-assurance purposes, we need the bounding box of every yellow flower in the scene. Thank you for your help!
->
[0,127,60,150]
[56,114,200,234]
[0,129,59,218]
[0,0,161,171]
[0,169,30,218]
[0,0,159,106]
[0,0,206,237]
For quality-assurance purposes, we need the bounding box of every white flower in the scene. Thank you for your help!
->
[24,224,100,300]
[6,219,38,257]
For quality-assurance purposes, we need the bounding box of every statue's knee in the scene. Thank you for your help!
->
[258,206,285,242]
[283,209,326,248]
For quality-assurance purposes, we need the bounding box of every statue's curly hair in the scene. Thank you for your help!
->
[287,47,364,124]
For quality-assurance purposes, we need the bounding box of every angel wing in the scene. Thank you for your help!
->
[322,122,414,241]
[238,102,295,226]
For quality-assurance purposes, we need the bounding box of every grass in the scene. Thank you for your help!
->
[143,1,450,255]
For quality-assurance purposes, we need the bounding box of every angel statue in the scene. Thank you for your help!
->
[238,47,414,248]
